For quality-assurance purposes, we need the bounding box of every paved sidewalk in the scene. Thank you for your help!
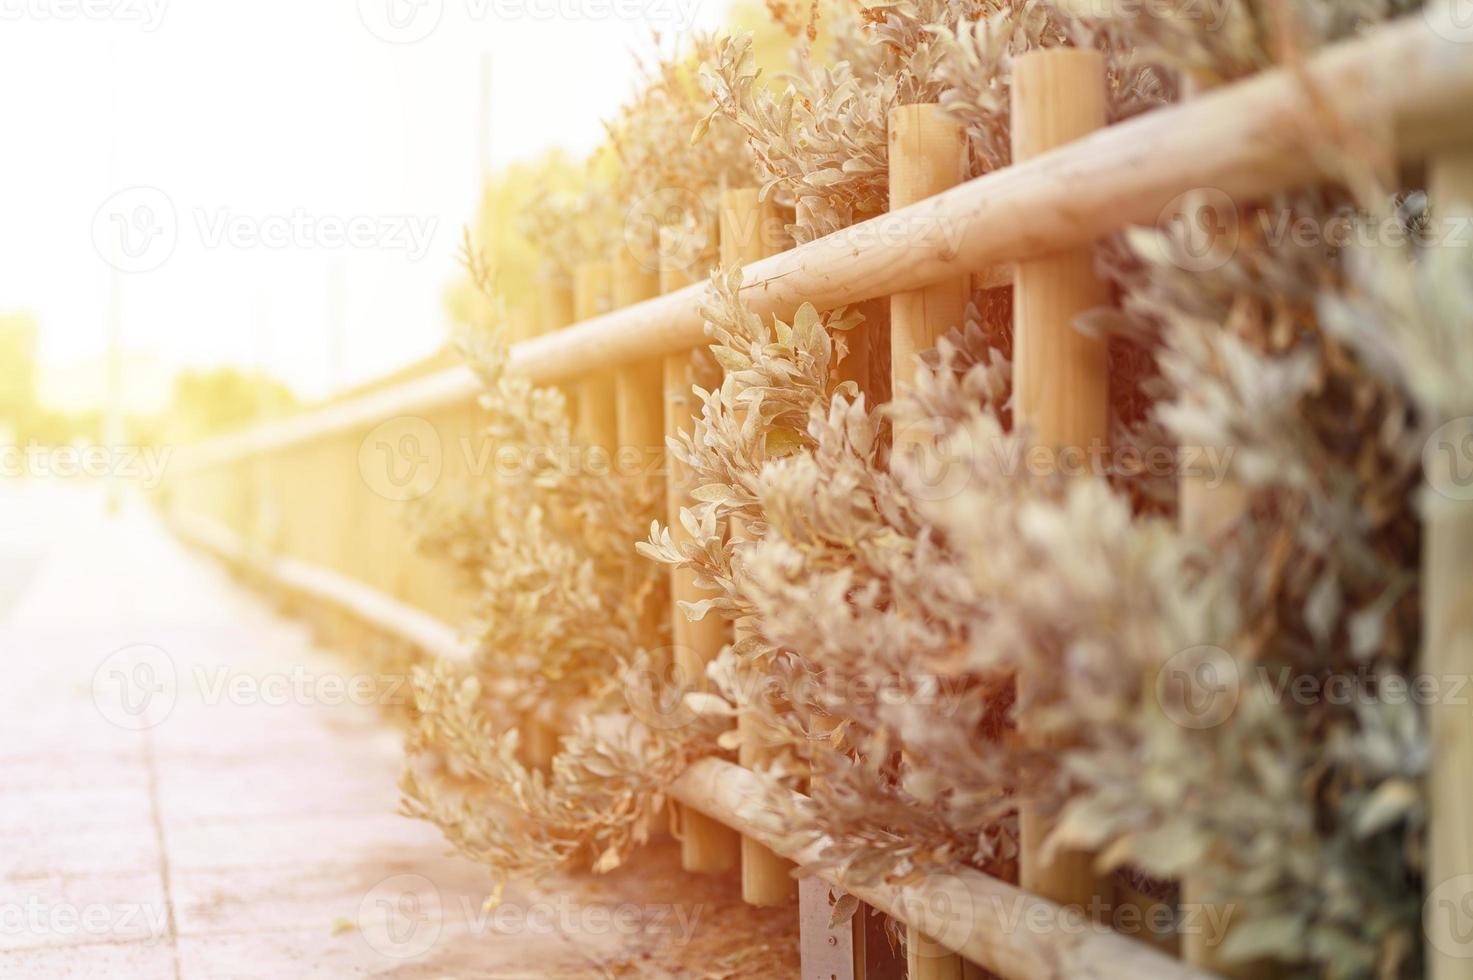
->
[0,485,797,978]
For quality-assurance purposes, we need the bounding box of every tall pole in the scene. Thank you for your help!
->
[104,69,124,515]
[1010,48,1114,914]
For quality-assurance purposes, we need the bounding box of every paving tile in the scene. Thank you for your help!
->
[0,491,801,977]
[0,775,154,839]
[0,722,146,780]
[175,925,598,980]
[1,823,161,881]
[0,939,177,979]
[155,763,396,824]
[172,861,427,937]
[163,812,445,873]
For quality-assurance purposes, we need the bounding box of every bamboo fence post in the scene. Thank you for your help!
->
[536,265,574,338]
[1424,151,1473,980]
[1166,152,1257,967]
[1138,68,1252,966]
[574,261,617,456]
[1010,49,1114,913]
[889,102,974,980]
[719,187,798,907]
[661,221,742,875]
[889,104,970,395]
[1177,471,1253,971]
[524,266,576,770]
[613,237,666,647]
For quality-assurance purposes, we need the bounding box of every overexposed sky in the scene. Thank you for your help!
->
[0,0,730,408]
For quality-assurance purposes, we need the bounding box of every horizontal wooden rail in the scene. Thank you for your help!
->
[174,15,1472,474]
[670,758,1219,980]
[171,510,474,662]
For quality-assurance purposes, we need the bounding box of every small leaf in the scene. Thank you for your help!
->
[829,892,860,927]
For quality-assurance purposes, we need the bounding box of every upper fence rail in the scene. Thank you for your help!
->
[178,15,1473,474]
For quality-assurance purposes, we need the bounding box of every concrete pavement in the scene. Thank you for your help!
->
[0,483,797,978]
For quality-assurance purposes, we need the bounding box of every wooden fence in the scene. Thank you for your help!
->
[164,16,1473,979]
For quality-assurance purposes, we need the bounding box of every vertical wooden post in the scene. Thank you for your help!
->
[1176,472,1248,970]
[613,238,666,648]
[719,188,798,907]
[1010,50,1114,913]
[1424,151,1473,980]
[1175,219,1253,973]
[661,221,742,875]
[888,102,972,980]
[523,266,576,770]
[1151,73,1252,969]
[613,257,663,449]
[536,265,574,337]
[574,261,617,456]
[889,105,970,394]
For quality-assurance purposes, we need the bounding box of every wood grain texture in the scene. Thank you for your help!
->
[888,103,973,980]
[721,188,799,908]
[1425,150,1473,980]
[671,758,1221,980]
[661,222,741,875]
[1011,47,1115,914]
[574,261,617,454]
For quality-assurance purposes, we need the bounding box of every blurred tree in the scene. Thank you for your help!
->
[444,148,588,339]
[0,314,39,429]
[728,0,848,78]
[440,4,847,335]
[165,368,297,442]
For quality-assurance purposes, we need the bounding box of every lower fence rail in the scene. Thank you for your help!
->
[166,508,1222,980]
